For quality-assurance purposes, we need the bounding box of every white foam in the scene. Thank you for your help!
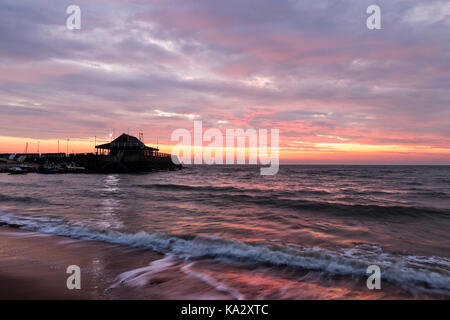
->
[111,256,175,288]
[181,262,245,300]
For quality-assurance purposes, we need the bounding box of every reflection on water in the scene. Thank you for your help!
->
[102,175,119,192]
[95,175,123,230]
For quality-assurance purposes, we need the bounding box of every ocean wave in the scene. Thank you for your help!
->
[202,193,450,217]
[409,190,449,198]
[0,211,449,294]
[135,183,332,197]
[133,183,259,193]
[133,183,449,217]
[0,193,51,205]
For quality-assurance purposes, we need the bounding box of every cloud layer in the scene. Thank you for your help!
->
[0,0,449,163]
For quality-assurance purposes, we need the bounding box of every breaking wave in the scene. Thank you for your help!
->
[1,211,449,294]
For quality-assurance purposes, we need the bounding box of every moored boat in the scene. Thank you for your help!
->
[18,164,35,172]
[9,167,27,175]
[67,162,86,173]
[38,164,57,174]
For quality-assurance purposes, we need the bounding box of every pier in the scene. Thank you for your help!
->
[0,133,181,173]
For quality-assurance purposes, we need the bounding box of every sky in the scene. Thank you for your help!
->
[0,0,449,164]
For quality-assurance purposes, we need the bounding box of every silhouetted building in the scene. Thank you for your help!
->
[93,133,176,172]
[95,133,160,157]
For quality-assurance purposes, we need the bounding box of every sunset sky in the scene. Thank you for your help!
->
[1,0,449,164]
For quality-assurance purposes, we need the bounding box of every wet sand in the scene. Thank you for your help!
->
[0,227,232,300]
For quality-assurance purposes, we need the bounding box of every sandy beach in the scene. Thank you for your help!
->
[0,227,232,300]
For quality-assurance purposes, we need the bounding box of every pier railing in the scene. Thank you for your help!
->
[149,152,171,158]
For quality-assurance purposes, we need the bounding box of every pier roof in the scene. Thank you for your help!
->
[95,133,158,151]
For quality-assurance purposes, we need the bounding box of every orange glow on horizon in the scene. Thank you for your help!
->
[1,135,449,164]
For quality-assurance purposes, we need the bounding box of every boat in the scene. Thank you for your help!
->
[18,164,35,172]
[67,162,86,173]
[55,164,67,174]
[38,164,57,174]
[9,167,27,175]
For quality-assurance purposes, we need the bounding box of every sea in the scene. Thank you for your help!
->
[0,165,449,299]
